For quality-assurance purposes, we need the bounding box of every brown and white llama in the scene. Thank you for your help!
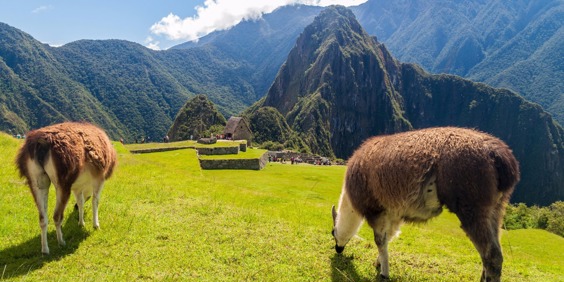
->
[331,127,519,282]
[16,122,117,255]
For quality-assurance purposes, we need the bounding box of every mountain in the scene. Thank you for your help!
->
[53,39,193,140]
[167,94,226,141]
[250,6,564,206]
[1,1,561,140]
[173,5,324,101]
[0,23,125,137]
[0,24,263,141]
[352,0,564,124]
[177,1,563,125]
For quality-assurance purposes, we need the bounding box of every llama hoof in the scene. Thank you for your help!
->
[374,260,381,269]
[378,274,389,280]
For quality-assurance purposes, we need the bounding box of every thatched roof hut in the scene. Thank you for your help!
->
[223,117,253,146]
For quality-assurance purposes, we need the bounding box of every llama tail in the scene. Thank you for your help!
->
[490,147,520,193]
[16,135,51,179]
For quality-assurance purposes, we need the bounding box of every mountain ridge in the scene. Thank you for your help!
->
[178,0,563,125]
[0,23,259,141]
[250,5,564,205]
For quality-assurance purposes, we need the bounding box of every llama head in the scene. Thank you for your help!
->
[331,182,366,253]
[331,205,345,253]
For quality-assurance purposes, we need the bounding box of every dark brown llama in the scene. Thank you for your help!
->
[331,127,519,282]
[16,122,117,254]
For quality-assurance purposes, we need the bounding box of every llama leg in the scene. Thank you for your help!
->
[457,211,503,282]
[27,162,52,255]
[74,191,85,226]
[33,177,51,255]
[374,230,389,278]
[92,180,105,229]
[53,188,71,247]
[368,213,402,279]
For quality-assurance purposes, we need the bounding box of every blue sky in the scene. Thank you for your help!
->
[0,0,367,50]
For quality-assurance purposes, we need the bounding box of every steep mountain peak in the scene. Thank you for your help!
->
[298,5,377,56]
[262,5,408,157]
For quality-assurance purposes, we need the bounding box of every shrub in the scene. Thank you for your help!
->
[503,201,564,237]
[260,141,285,151]
[546,201,564,237]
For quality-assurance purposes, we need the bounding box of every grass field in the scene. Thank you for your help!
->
[0,132,562,281]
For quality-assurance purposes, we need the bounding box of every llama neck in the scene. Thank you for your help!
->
[334,186,364,246]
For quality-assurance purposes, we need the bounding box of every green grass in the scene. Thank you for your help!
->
[0,132,563,281]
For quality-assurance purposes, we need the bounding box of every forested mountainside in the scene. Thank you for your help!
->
[352,0,563,124]
[249,6,564,206]
[0,23,125,137]
[0,23,259,141]
[182,0,563,125]
[1,1,561,139]
[173,5,324,102]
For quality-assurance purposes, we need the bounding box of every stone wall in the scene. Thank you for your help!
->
[130,146,194,154]
[199,152,268,170]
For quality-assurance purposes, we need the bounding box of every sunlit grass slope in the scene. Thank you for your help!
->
[0,133,562,281]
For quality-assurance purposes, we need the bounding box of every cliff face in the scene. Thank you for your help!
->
[255,6,564,205]
[400,64,564,204]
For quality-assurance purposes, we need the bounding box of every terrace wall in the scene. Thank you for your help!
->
[199,152,268,170]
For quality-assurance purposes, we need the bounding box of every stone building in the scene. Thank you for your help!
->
[223,117,253,146]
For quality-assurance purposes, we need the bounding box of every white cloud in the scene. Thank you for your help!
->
[150,0,367,42]
[145,36,161,50]
[32,5,53,14]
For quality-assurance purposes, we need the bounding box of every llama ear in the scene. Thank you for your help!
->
[332,205,337,225]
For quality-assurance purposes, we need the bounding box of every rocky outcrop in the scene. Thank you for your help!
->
[168,95,226,141]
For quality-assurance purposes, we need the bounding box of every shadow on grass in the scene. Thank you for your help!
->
[331,253,400,282]
[0,209,90,279]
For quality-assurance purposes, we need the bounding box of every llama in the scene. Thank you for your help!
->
[331,127,519,282]
[16,122,117,255]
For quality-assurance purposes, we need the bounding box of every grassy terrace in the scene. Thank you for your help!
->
[0,133,562,281]
[125,139,244,151]
[124,140,264,160]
